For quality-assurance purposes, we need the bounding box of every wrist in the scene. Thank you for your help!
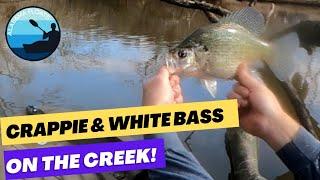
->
[261,112,300,151]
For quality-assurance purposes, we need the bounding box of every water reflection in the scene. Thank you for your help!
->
[271,32,320,122]
[0,0,320,179]
[0,0,209,114]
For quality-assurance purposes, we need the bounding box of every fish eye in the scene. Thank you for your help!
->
[178,49,187,58]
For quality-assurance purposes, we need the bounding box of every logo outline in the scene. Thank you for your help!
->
[5,6,61,61]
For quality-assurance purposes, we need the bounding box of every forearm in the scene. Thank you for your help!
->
[261,113,320,178]
[277,127,320,179]
[261,112,300,151]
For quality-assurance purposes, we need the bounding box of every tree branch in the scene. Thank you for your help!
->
[203,10,219,23]
[240,0,320,6]
[161,0,231,16]
[281,73,319,138]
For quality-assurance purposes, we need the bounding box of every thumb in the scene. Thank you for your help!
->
[236,63,260,90]
[157,66,170,79]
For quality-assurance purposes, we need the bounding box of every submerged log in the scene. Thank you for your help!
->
[225,128,266,180]
[281,72,320,138]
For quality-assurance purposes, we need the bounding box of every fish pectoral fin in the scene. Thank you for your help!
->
[201,79,217,98]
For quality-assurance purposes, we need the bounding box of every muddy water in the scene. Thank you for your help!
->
[0,0,320,179]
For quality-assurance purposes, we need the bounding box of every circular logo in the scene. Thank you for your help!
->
[5,7,61,61]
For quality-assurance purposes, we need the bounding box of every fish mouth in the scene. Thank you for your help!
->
[165,55,184,74]
[165,54,176,69]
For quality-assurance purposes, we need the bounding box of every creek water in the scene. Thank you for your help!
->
[0,0,320,179]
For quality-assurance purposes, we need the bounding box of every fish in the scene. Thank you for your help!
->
[166,7,272,97]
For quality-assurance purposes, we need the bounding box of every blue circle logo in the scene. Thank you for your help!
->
[5,7,61,61]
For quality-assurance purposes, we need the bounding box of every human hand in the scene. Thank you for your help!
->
[142,66,183,106]
[228,63,300,150]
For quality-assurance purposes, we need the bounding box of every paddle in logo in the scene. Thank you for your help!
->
[6,7,60,61]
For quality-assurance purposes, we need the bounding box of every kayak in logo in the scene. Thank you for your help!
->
[5,7,60,61]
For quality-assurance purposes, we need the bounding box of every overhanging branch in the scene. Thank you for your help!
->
[161,0,231,16]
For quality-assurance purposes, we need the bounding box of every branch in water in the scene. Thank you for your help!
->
[282,73,319,138]
[265,3,275,25]
[161,0,231,16]
[203,10,219,23]
[249,0,257,6]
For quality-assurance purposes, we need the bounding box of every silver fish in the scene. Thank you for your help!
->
[166,7,271,97]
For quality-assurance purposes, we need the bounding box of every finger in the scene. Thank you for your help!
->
[157,66,170,79]
[173,75,180,83]
[169,75,180,86]
[239,99,249,108]
[166,66,176,74]
[174,90,182,101]
[227,91,243,108]
[233,84,250,98]
[227,91,242,100]
[236,63,260,90]
[169,79,175,87]
[174,94,183,103]
[173,84,182,95]
[170,76,180,88]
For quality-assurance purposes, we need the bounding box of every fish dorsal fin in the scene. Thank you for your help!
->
[219,7,265,36]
